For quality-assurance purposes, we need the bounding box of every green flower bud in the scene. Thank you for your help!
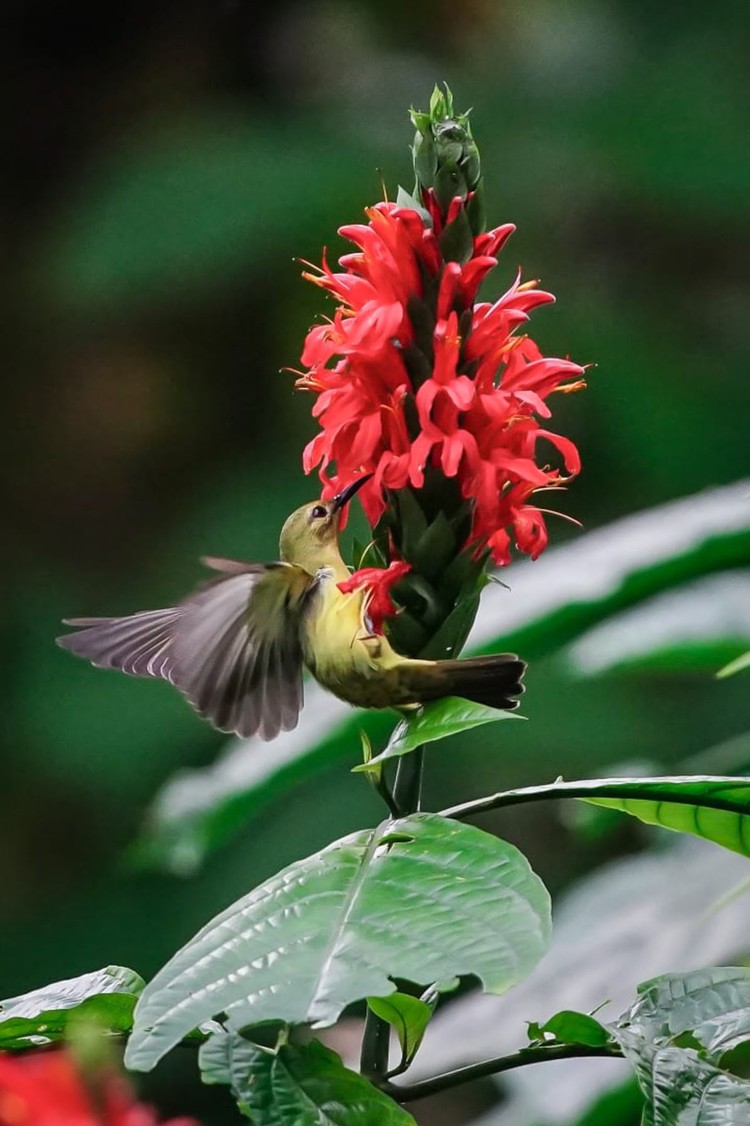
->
[410,85,483,228]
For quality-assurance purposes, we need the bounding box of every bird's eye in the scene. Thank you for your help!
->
[310,505,328,520]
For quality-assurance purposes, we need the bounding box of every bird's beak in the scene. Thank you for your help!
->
[331,474,373,513]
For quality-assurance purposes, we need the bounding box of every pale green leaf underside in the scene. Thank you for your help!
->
[622,967,750,1061]
[125,813,550,1072]
[449,776,750,858]
[200,1032,416,1125]
[0,966,144,1049]
[614,968,750,1125]
[635,1046,750,1125]
[354,697,519,772]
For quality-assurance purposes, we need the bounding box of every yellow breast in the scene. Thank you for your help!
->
[301,571,400,706]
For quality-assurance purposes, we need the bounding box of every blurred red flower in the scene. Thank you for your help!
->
[0,1050,198,1126]
[298,200,584,566]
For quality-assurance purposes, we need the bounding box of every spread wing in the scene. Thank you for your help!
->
[57,607,184,681]
[173,563,313,741]
[57,560,316,741]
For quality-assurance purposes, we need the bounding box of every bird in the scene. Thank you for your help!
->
[57,479,525,741]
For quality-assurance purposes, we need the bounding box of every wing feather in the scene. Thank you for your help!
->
[57,608,183,682]
[172,564,310,740]
[59,560,311,740]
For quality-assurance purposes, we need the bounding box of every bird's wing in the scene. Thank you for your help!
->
[172,562,315,741]
[57,607,184,681]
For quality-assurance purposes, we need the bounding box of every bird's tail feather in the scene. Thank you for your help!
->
[416,653,526,711]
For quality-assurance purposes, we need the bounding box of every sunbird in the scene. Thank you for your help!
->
[58,479,525,740]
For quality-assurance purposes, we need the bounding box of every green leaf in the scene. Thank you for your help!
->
[529,1009,612,1048]
[136,480,750,873]
[719,651,750,679]
[633,1047,750,1125]
[620,968,750,1062]
[452,776,750,858]
[0,966,145,1050]
[354,697,520,773]
[567,572,750,677]
[366,993,434,1068]
[125,813,550,1071]
[612,969,750,1124]
[200,1032,416,1125]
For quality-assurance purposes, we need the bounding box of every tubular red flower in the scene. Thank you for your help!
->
[297,198,584,565]
[337,561,411,634]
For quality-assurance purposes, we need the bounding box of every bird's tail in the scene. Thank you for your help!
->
[404,653,526,711]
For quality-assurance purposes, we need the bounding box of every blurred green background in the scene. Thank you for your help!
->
[2,0,749,1122]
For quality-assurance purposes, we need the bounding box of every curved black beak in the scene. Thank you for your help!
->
[332,474,373,513]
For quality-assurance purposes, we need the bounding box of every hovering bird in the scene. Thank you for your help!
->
[58,479,525,740]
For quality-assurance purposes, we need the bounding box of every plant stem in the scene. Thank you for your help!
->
[360,744,425,1080]
[360,1009,392,1082]
[393,746,425,816]
[384,1041,623,1102]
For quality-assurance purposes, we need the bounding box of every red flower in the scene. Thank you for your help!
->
[297,199,584,565]
[337,561,411,635]
[0,1050,198,1126]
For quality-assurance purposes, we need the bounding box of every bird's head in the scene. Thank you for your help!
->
[279,476,372,571]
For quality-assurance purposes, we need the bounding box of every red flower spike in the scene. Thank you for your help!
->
[337,561,412,635]
[297,190,585,566]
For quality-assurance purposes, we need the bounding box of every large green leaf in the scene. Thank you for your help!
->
[613,969,750,1125]
[0,966,144,1049]
[125,813,550,1071]
[199,1032,416,1125]
[445,776,750,858]
[353,697,519,773]
[135,480,750,873]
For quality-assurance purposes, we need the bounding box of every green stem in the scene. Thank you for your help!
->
[360,1010,392,1083]
[384,1041,623,1102]
[360,744,425,1080]
[393,747,425,816]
